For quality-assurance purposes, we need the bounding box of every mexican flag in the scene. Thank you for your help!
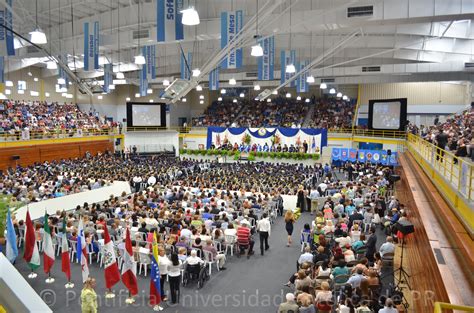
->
[61,216,71,281]
[43,213,55,274]
[23,210,40,271]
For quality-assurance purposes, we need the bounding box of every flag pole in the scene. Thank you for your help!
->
[125,291,135,304]
[105,288,115,299]
[65,279,74,289]
[45,271,55,284]
[28,268,38,279]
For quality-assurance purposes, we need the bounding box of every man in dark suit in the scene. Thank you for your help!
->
[435,128,449,162]
[349,207,364,229]
[365,227,377,264]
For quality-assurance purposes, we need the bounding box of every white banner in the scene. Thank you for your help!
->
[157,0,184,42]
[221,10,243,69]
[83,21,99,71]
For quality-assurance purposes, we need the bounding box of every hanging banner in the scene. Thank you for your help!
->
[221,10,243,69]
[341,148,349,161]
[332,148,398,165]
[103,63,113,93]
[280,50,296,87]
[58,55,69,90]
[332,148,341,161]
[296,60,309,93]
[140,57,148,97]
[180,52,192,80]
[349,149,358,162]
[0,0,15,56]
[157,0,184,42]
[146,45,156,80]
[0,56,4,83]
[209,68,219,91]
[83,21,99,71]
[258,36,274,81]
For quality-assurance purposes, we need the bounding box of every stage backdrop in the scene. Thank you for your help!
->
[331,147,398,166]
[207,127,327,152]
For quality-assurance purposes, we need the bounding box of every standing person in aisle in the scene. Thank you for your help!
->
[256,213,271,255]
[284,210,296,247]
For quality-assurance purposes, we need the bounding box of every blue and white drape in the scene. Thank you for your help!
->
[0,0,15,56]
[209,68,219,91]
[280,50,296,86]
[103,63,113,93]
[58,54,69,90]
[331,148,398,165]
[145,45,156,80]
[157,0,184,42]
[221,10,243,69]
[296,60,309,93]
[257,36,274,81]
[83,21,99,71]
[0,57,4,83]
[207,127,327,152]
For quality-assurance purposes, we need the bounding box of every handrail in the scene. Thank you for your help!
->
[0,128,120,142]
[433,302,474,313]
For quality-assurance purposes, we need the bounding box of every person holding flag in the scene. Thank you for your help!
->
[102,225,121,298]
[23,210,40,278]
[60,215,73,288]
[77,217,90,283]
[5,208,18,264]
[149,231,163,311]
[43,212,55,283]
[311,136,316,154]
[121,227,138,303]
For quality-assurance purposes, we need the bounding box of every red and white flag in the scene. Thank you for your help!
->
[103,226,121,289]
[77,218,89,283]
[60,216,71,281]
[43,212,55,274]
[23,210,40,271]
[121,228,138,295]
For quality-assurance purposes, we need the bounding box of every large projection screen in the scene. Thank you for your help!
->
[368,98,407,131]
[126,102,166,127]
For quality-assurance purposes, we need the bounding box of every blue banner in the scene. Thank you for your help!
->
[349,149,357,162]
[280,50,296,86]
[297,60,309,93]
[145,45,156,80]
[157,0,184,42]
[103,63,113,93]
[341,148,349,161]
[180,52,192,80]
[209,68,219,91]
[83,21,99,71]
[0,0,15,56]
[58,54,69,90]
[0,57,4,83]
[258,36,274,80]
[332,148,398,165]
[332,148,341,161]
[221,10,243,69]
[140,59,148,97]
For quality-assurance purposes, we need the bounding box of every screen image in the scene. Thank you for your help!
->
[131,104,162,126]
[372,101,401,129]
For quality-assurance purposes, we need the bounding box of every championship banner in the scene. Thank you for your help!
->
[83,21,99,71]
[0,56,4,83]
[221,10,243,69]
[0,0,15,56]
[280,50,296,86]
[257,36,274,81]
[296,60,309,93]
[103,63,113,93]
[209,68,219,91]
[145,45,156,80]
[349,149,358,162]
[180,52,192,80]
[157,0,184,42]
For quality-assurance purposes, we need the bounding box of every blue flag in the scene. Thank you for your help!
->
[6,208,18,263]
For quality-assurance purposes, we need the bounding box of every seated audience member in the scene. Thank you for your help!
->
[315,281,333,313]
[202,239,227,270]
[378,298,398,313]
[379,236,395,257]
[298,246,314,265]
[278,293,300,313]
[297,292,316,313]
[295,269,313,292]
[346,267,366,289]
[236,221,254,258]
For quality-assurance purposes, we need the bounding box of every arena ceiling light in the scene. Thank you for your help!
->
[239,92,244,98]
[97,95,103,100]
[5,89,11,95]
[181,6,200,26]
[57,78,66,85]
[285,63,296,73]
[18,90,25,94]
[199,100,204,104]
[196,85,202,91]
[286,92,291,98]
[5,81,13,87]
[296,96,301,101]
[229,78,236,85]
[266,98,271,103]
[251,44,263,57]
[30,28,47,45]
[254,84,261,91]
[320,83,327,90]
[220,89,226,94]
[109,84,116,90]
[199,95,204,100]
[306,75,315,83]
[163,79,170,86]
[149,99,153,103]
[147,88,153,94]
[135,93,141,98]
[45,92,50,97]
[134,54,146,65]
[329,88,336,94]
[305,98,310,103]
[342,95,348,100]
[115,72,125,79]
[218,97,222,101]
[126,97,131,101]
[33,77,39,82]
[46,61,57,70]
[272,89,278,95]
[192,69,201,77]
[336,92,342,98]
[181,98,187,102]
[233,99,237,103]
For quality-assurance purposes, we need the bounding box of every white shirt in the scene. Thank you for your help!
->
[378,307,398,313]
[180,228,192,241]
[379,242,395,257]
[186,255,204,266]
[298,252,313,265]
[158,255,171,275]
[167,260,182,277]
[256,218,271,236]
[224,228,237,237]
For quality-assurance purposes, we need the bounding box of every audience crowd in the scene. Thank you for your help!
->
[191,100,245,127]
[307,99,356,130]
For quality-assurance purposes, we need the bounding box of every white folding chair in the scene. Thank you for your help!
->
[224,234,237,256]
[203,250,219,275]
[138,248,151,276]
[69,239,78,262]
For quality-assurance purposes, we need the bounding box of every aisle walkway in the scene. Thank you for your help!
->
[14,213,313,312]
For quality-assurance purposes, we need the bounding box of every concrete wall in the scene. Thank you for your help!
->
[124,131,179,155]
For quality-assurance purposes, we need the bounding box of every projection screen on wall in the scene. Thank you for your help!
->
[368,98,407,131]
[126,102,166,127]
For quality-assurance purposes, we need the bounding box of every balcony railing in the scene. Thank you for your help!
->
[0,128,121,142]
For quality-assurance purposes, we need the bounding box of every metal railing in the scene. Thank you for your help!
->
[0,128,120,142]
[433,302,474,313]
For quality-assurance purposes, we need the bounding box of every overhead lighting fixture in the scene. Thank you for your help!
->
[109,84,116,90]
[61,92,67,97]
[199,100,204,104]
[342,95,348,101]
[46,61,57,70]
[27,72,33,76]
[33,77,38,82]
[60,87,67,93]
[239,92,245,98]
[286,92,291,98]
[233,99,237,103]
[134,54,146,65]
[116,72,125,79]
[320,83,327,90]
[220,89,226,94]
[306,75,315,83]
[113,79,127,85]
[272,90,278,95]
[251,44,264,57]
[163,79,170,86]
[57,78,66,85]
[336,92,342,98]
[135,93,141,98]
[149,99,153,103]
[229,78,236,85]
[18,90,25,94]
[97,95,103,100]
[68,81,72,85]
[29,28,47,44]
[192,69,201,77]
[5,81,13,87]
[286,63,296,74]
[0,93,7,100]
[199,95,204,100]
[254,85,261,91]
[218,97,222,101]
[182,98,187,102]
[181,7,200,26]
[329,88,336,94]
[45,92,50,97]
[266,98,271,103]
[305,98,310,103]
[5,89,11,95]
[126,97,131,101]
[147,88,153,94]
[254,97,259,101]
[30,91,39,97]
[296,96,301,101]
[196,85,202,91]
[66,93,73,99]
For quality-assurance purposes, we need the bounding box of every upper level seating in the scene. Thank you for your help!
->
[0,100,113,135]
[191,100,245,127]
[307,98,356,130]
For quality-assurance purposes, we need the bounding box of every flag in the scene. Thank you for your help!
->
[77,218,89,282]
[5,208,18,263]
[311,136,316,153]
[43,213,55,274]
[103,225,121,289]
[23,210,40,270]
[61,216,71,281]
[149,231,161,306]
[121,228,138,296]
